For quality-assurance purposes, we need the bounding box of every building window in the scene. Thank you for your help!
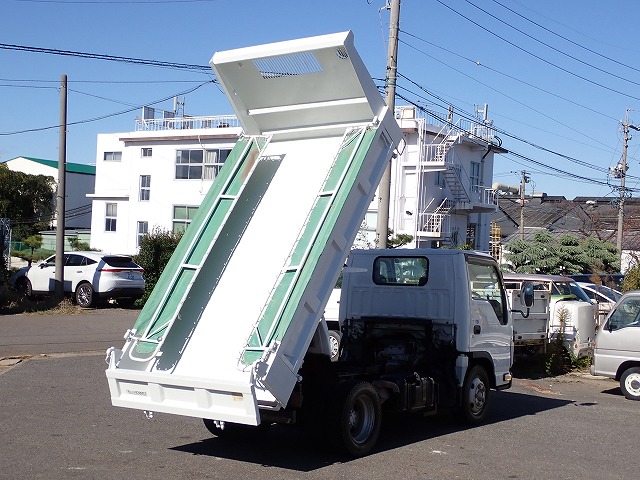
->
[470,161,480,193]
[435,171,445,188]
[104,151,122,161]
[176,148,231,180]
[139,175,151,201]
[137,221,148,247]
[203,149,231,180]
[173,205,198,233]
[175,149,203,179]
[141,148,152,157]
[105,203,117,231]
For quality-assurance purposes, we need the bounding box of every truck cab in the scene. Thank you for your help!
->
[503,273,596,358]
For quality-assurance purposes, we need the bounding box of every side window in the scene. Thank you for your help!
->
[373,256,428,286]
[66,254,84,267]
[607,298,640,330]
[468,259,508,325]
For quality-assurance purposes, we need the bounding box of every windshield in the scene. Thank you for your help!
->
[597,285,622,302]
[552,281,591,302]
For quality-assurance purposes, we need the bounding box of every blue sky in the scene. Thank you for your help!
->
[2,0,640,201]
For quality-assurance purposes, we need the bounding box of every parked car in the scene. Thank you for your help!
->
[13,252,144,308]
[592,290,640,400]
[569,273,624,290]
[576,282,622,326]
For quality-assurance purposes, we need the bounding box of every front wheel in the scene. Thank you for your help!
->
[75,282,95,308]
[328,330,341,362]
[620,367,640,400]
[459,365,491,424]
[329,381,381,457]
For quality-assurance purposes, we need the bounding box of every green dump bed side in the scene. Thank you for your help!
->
[106,31,401,425]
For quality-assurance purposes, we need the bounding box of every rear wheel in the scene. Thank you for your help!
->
[620,367,640,400]
[459,365,490,424]
[328,381,381,457]
[75,282,95,308]
[203,419,270,439]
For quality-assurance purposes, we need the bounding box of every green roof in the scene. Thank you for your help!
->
[5,156,95,175]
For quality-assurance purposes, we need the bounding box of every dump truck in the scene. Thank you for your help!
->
[105,31,529,457]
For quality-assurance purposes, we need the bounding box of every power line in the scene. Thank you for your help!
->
[393,89,639,192]
[0,43,212,72]
[396,72,611,174]
[490,0,640,76]
[433,0,640,102]
[0,81,213,136]
[462,0,640,89]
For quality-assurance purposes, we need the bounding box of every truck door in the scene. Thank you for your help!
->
[467,258,512,385]
[595,296,640,377]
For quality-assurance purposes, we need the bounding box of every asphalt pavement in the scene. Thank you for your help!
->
[0,310,637,480]
[0,307,138,358]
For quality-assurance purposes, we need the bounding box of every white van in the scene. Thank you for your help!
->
[591,291,640,400]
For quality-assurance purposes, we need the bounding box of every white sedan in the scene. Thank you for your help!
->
[14,251,145,308]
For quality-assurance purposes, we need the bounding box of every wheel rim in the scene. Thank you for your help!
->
[348,394,376,444]
[467,375,487,415]
[329,335,339,358]
[77,285,92,306]
[624,372,640,397]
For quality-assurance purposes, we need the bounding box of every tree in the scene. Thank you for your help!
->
[21,234,42,266]
[0,165,55,241]
[388,229,413,248]
[503,231,619,274]
[68,235,91,251]
[134,227,183,303]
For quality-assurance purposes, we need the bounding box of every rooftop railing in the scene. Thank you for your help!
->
[135,115,241,132]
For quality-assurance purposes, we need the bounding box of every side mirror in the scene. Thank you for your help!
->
[511,281,534,318]
[520,281,534,308]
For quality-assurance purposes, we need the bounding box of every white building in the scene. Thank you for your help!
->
[2,156,95,230]
[89,106,503,255]
[89,113,242,254]
[363,106,505,251]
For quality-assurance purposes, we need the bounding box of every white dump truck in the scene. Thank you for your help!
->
[503,273,596,357]
[105,31,529,457]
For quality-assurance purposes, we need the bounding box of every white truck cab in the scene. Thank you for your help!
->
[592,290,640,400]
[503,273,596,358]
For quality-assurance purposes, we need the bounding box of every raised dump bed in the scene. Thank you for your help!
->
[106,31,402,425]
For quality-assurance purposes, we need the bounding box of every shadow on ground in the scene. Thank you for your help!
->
[170,389,573,472]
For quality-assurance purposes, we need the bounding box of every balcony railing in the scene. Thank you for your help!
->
[135,115,240,132]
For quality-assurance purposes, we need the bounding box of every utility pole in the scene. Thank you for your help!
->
[55,74,67,301]
[519,170,529,240]
[375,0,401,248]
[616,110,640,269]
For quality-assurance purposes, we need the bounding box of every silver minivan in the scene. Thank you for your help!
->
[591,291,640,400]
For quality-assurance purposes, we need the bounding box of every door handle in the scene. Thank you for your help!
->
[473,325,481,334]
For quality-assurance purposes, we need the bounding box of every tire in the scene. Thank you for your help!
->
[16,277,31,297]
[328,381,381,457]
[620,367,640,401]
[75,282,95,308]
[459,365,491,424]
[328,330,341,362]
[117,298,136,308]
[202,419,269,439]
